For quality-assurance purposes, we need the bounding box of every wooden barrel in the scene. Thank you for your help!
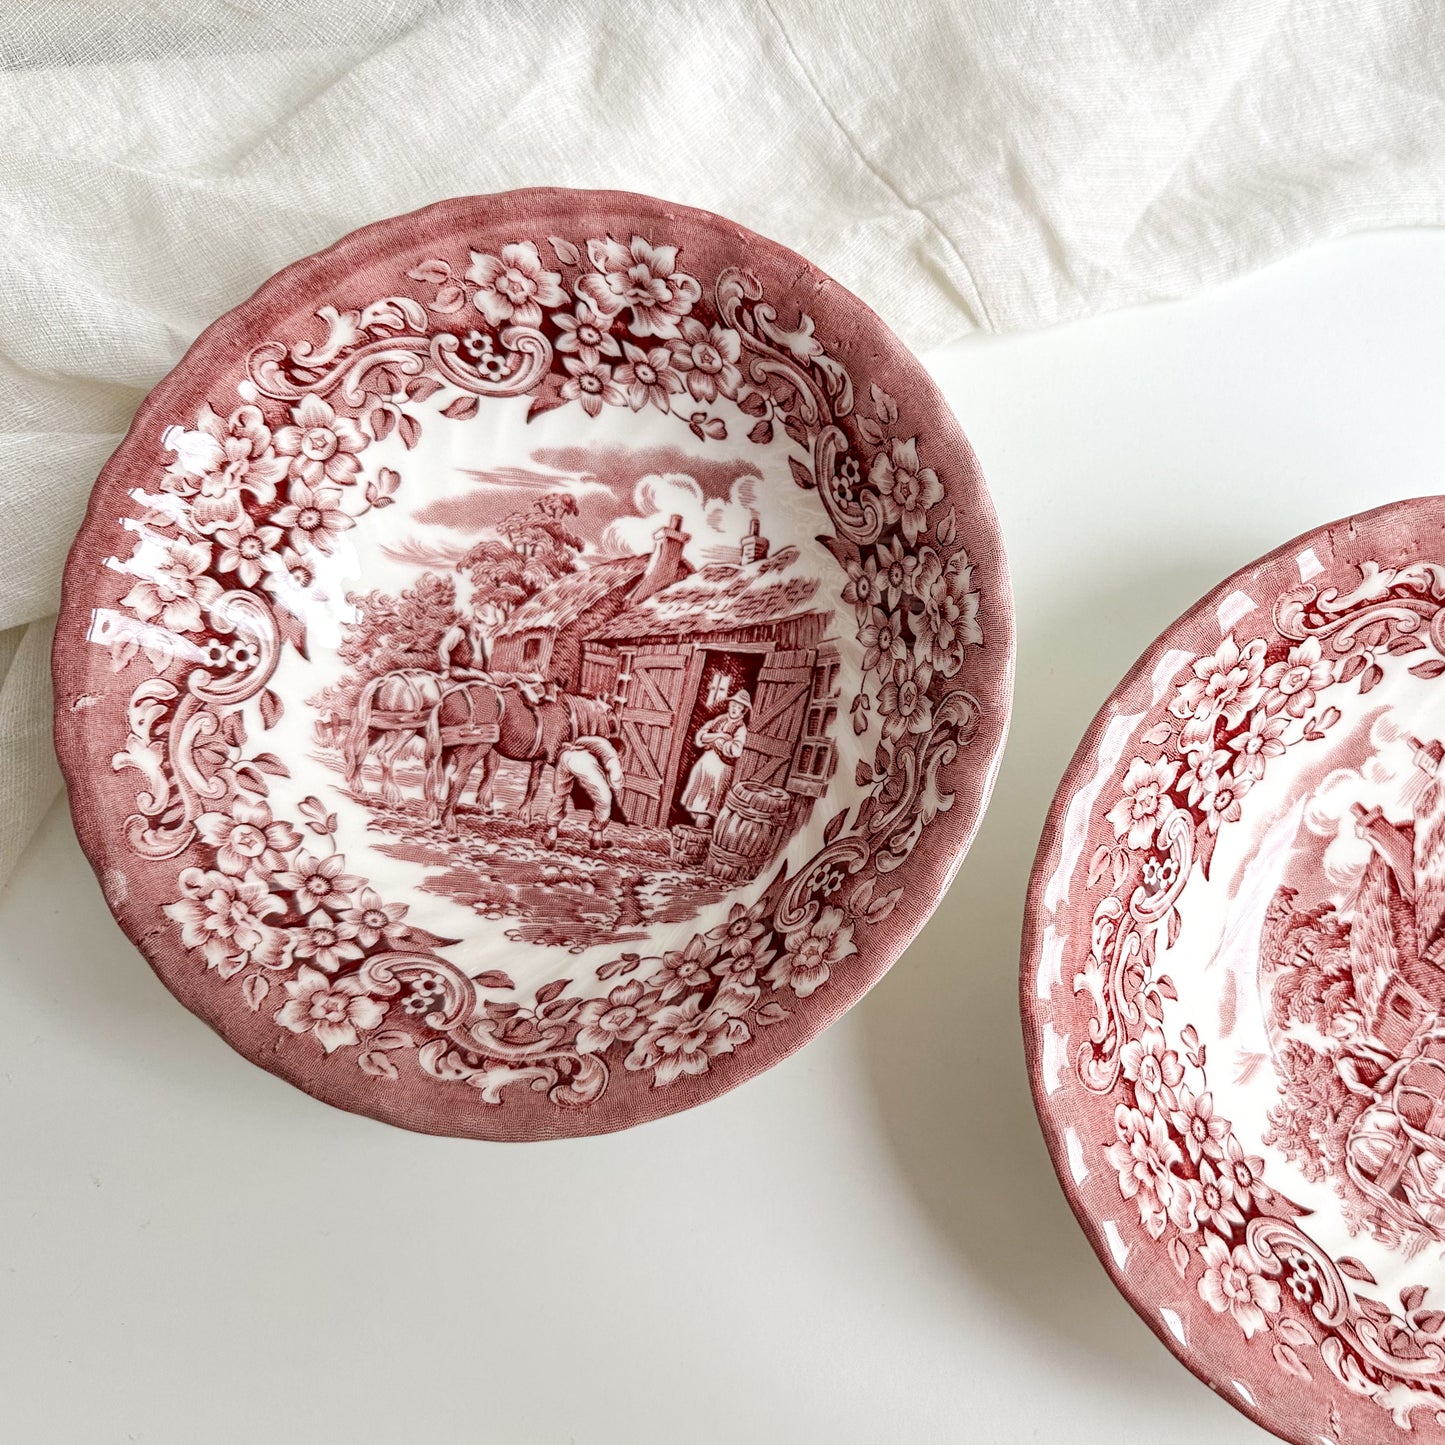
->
[707,782,793,883]
[670,823,713,868]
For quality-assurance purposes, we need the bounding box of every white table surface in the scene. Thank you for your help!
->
[5,229,1443,1445]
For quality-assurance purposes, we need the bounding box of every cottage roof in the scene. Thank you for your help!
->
[493,555,650,638]
[1413,776,1445,963]
[1350,845,1419,1026]
[595,546,822,640]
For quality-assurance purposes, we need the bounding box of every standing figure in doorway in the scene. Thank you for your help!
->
[680,690,750,829]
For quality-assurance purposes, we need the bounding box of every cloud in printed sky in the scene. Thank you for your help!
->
[530,443,763,505]
[412,465,613,533]
[380,534,471,568]
[409,445,767,556]
[1304,708,1421,887]
[601,472,764,564]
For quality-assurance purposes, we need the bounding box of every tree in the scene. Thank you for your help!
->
[461,491,583,627]
[1264,1039,1368,1184]
[312,570,462,718]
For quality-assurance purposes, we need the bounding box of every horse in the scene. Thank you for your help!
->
[423,679,618,831]
[342,668,446,808]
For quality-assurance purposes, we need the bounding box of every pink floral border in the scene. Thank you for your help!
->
[53,190,1013,1140]
[1024,498,1445,1443]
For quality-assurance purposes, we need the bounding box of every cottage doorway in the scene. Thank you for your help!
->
[667,650,767,830]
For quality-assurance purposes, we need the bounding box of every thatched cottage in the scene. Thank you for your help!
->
[487,514,693,690]
[1348,735,1445,1056]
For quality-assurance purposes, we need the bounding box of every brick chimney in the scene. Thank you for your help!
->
[740,514,769,565]
[631,513,692,604]
[1354,802,1417,899]
[1411,735,1445,779]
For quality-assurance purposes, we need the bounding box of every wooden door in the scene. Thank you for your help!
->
[578,648,619,702]
[735,649,815,791]
[617,651,695,828]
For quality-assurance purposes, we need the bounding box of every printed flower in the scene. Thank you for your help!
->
[670,318,742,401]
[1106,756,1180,851]
[273,394,366,487]
[1178,747,1232,810]
[286,909,363,974]
[465,241,567,328]
[553,300,621,357]
[869,437,943,544]
[874,537,941,612]
[163,866,285,977]
[944,548,982,640]
[767,906,856,998]
[461,329,494,360]
[703,902,776,985]
[1140,856,1179,894]
[1169,634,1267,745]
[1197,1234,1281,1339]
[1120,1028,1185,1110]
[914,559,981,677]
[560,352,625,417]
[214,519,284,588]
[194,796,301,876]
[1202,769,1253,831]
[121,537,221,635]
[275,965,385,1053]
[878,655,935,739]
[279,547,317,592]
[1262,636,1332,718]
[578,234,702,339]
[1228,708,1288,779]
[338,889,410,948]
[648,934,720,1003]
[842,551,888,623]
[271,479,356,556]
[830,454,862,509]
[173,404,289,527]
[275,850,364,914]
[460,330,511,381]
[1106,1104,1187,1240]
[1283,1250,1322,1304]
[859,606,909,677]
[1221,1134,1271,1212]
[1193,1158,1247,1235]
[706,901,768,958]
[625,992,749,1086]
[574,980,649,1055]
[1169,1086,1229,1164]
[403,973,447,1018]
[615,341,684,413]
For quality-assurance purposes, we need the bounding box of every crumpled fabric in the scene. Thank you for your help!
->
[3,0,1443,886]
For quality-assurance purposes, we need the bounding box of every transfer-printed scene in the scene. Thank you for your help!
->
[305,436,846,952]
[1259,710,1445,1255]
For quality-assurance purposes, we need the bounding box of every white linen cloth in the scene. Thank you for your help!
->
[3,0,1443,887]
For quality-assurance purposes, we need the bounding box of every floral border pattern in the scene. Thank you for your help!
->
[92,223,987,1117]
[1042,542,1445,1436]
